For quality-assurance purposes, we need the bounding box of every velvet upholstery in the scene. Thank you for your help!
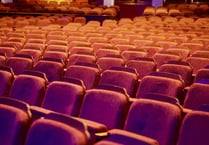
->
[124,99,182,145]
[136,72,184,99]
[46,45,69,52]
[42,80,85,116]
[121,49,148,61]
[97,55,125,72]
[126,57,156,79]
[0,46,16,57]
[79,87,129,129]
[153,52,181,68]
[64,63,100,89]
[194,68,209,83]
[6,55,34,75]
[92,42,114,50]
[9,71,47,106]
[186,56,209,75]
[99,67,138,97]
[94,48,120,59]
[0,66,14,96]
[159,62,193,86]
[177,110,209,145]
[140,45,162,58]
[25,115,87,145]
[143,93,180,106]
[68,41,91,49]
[43,51,68,63]
[0,97,31,145]
[23,43,45,52]
[34,58,64,82]
[17,49,42,64]
[67,53,96,66]
[183,83,209,110]
[70,46,93,54]
[95,129,159,145]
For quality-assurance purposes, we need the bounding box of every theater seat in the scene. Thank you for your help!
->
[25,112,89,145]
[95,129,159,145]
[126,57,156,79]
[34,58,65,82]
[9,70,47,106]
[6,54,34,75]
[124,99,182,145]
[159,61,193,86]
[99,67,139,97]
[0,97,31,145]
[79,85,129,130]
[97,55,125,72]
[41,78,85,116]
[183,81,209,110]
[193,68,209,83]
[64,62,100,90]
[136,72,184,99]
[177,107,209,145]
[96,97,182,145]
[0,66,14,97]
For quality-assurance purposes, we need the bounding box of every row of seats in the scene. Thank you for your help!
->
[0,16,208,78]
[143,3,209,17]
[0,1,119,16]
[1,50,208,86]
[0,13,209,144]
[0,61,209,112]
[0,80,209,145]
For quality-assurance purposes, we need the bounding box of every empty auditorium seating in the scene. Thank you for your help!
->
[96,97,182,145]
[34,58,65,82]
[183,81,209,110]
[159,61,193,86]
[95,129,159,145]
[79,85,129,130]
[186,54,209,75]
[140,45,163,58]
[94,47,120,58]
[121,48,148,61]
[23,43,45,53]
[136,72,184,99]
[0,5,209,145]
[0,45,16,57]
[67,52,96,67]
[64,62,100,90]
[97,55,125,72]
[0,66,14,97]
[99,67,138,97]
[41,78,85,116]
[153,51,182,69]
[9,70,47,106]
[177,107,209,145]
[17,49,42,64]
[193,68,209,83]
[25,112,89,145]
[126,57,156,79]
[43,51,68,64]
[6,54,34,75]
[0,97,31,145]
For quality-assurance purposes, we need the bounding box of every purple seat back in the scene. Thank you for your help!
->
[9,71,47,106]
[177,110,209,145]
[79,88,129,129]
[42,80,85,116]
[183,83,209,110]
[25,113,88,145]
[125,99,182,145]
[0,97,31,145]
